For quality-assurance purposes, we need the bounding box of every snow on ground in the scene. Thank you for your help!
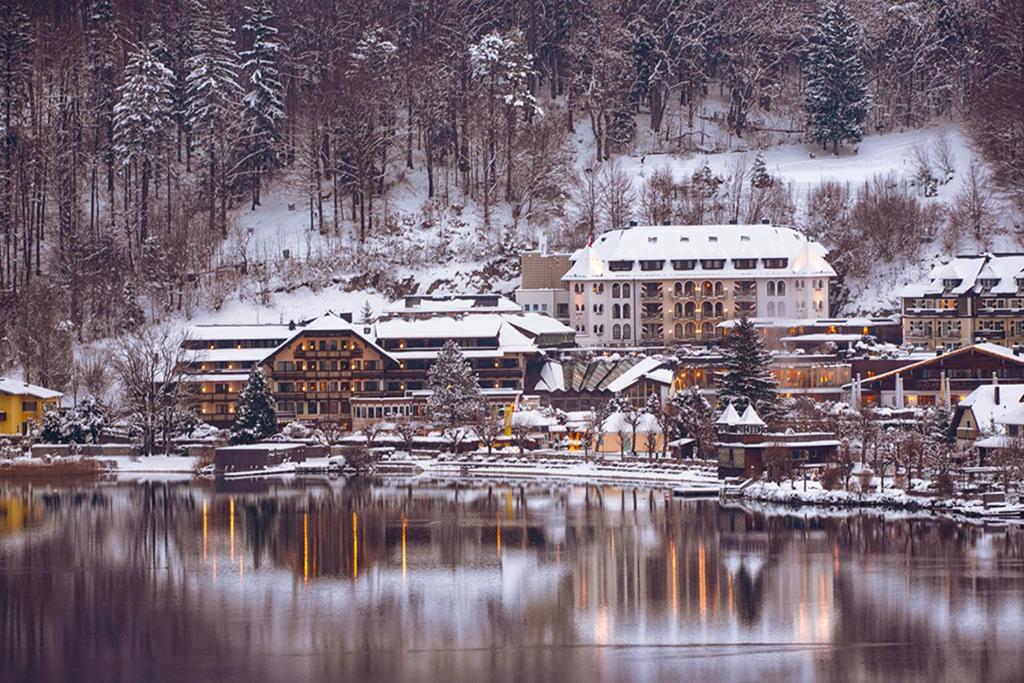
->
[93,455,198,473]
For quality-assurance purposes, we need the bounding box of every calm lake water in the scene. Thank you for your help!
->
[1,476,1023,683]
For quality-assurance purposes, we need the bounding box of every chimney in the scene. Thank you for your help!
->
[761,218,770,225]
[993,372,1000,405]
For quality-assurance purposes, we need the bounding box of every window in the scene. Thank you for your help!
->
[685,301,696,317]
[307,401,319,415]
[622,324,631,339]
[640,260,665,271]
[767,281,776,296]
[701,302,713,317]
[685,322,696,337]
[622,303,631,318]
[622,284,631,298]
[714,281,724,296]
[609,260,634,272]
[762,258,788,269]
[942,278,961,290]
[612,283,621,298]
[674,323,683,339]
[612,303,621,318]
[702,281,713,297]
[715,302,724,317]
[672,259,697,270]
[613,324,621,340]
[21,401,37,412]
[684,281,696,296]
[700,259,725,269]
[276,361,295,372]
[767,301,776,316]
[777,281,786,296]
[674,302,683,318]
[574,283,584,294]
[673,282,683,297]
[733,258,757,270]
[0,411,6,422]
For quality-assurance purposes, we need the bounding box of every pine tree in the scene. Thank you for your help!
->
[360,300,373,323]
[230,368,278,444]
[670,385,717,458]
[240,0,284,210]
[113,44,175,245]
[717,315,779,421]
[185,0,242,236]
[804,0,869,155]
[426,340,485,432]
[750,152,773,189]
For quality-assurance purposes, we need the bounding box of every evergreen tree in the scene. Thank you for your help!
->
[750,152,773,189]
[360,300,373,323]
[185,0,242,236]
[925,404,954,446]
[426,340,485,432]
[669,385,717,458]
[113,44,175,244]
[717,315,779,421]
[230,368,278,444]
[240,0,284,210]
[804,0,869,154]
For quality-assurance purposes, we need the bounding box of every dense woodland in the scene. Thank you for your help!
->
[0,0,1022,392]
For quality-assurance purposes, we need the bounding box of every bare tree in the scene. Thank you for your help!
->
[597,158,634,231]
[112,327,192,455]
[474,410,503,456]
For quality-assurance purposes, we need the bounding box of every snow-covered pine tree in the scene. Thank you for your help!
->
[750,152,773,189]
[426,340,485,432]
[113,43,175,246]
[670,384,716,458]
[360,300,373,323]
[717,315,779,421]
[229,368,278,444]
[185,0,242,236]
[240,0,284,210]
[803,0,869,155]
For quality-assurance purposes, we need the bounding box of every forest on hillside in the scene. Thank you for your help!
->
[0,0,1022,391]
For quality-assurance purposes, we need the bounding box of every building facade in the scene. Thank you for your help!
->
[0,379,62,435]
[900,253,1024,351]
[562,224,834,347]
[515,249,572,324]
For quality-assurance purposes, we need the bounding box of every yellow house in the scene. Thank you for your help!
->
[0,379,63,436]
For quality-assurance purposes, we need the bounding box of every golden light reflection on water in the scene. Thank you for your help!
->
[698,543,708,622]
[352,511,358,579]
[229,498,235,561]
[303,512,308,584]
[202,500,208,561]
[401,514,407,579]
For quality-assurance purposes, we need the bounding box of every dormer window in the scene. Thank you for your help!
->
[647,236,658,244]
[740,235,750,242]
[762,258,788,269]
[942,278,961,290]
[640,260,665,271]
[608,260,634,272]
[979,278,999,289]
[700,259,725,270]
[679,236,689,242]
[672,259,697,270]
[733,258,757,270]
[708,236,718,242]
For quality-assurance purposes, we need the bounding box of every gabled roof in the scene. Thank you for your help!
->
[960,384,1024,433]
[0,378,63,400]
[260,314,394,365]
[899,253,1024,298]
[849,343,1024,388]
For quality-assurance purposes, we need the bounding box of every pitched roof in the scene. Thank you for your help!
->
[737,404,766,427]
[850,343,1024,388]
[716,403,740,425]
[899,253,1024,298]
[0,378,63,400]
[959,384,1024,433]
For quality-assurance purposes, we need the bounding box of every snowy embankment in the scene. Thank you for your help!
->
[743,480,1021,521]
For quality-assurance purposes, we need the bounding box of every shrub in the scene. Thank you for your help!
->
[934,472,956,498]
[819,465,843,491]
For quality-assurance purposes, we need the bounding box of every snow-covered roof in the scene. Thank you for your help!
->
[960,384,1024,433]
[188,324,292,341]
[716,403,740,426]
[605,356,667,393]
[502,312,575,337]
[718,316,897,330]
[563,224,835,280]
[261,313,394,364]
[852,343,1024,388]
[781,333,864,343]
[535,360,566,392]
[899,254,1024,298]
[385,294,521,316]
[0,378,62,400]
[180,373,252,383]
[511,409,560,429]
[373,315,504,340]
[737,405,766,427]
[190,348,268,363]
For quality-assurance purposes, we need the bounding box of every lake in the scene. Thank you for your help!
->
[1,476,1023,682]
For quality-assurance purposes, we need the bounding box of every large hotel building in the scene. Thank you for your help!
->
[562,223,835,346]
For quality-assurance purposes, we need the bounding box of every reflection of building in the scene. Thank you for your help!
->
[900,253,1024,350]
[563,223,834,347]
[0,378,62,435]
[716,404,839,477]
[847,343,1024,408]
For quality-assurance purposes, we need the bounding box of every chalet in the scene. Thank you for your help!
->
[0,379,62,436]
[951,382,1024,444]
[846,343,1024,408]
[716,403,839,478]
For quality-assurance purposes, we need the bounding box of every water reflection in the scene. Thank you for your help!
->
[1,478,1023,682]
